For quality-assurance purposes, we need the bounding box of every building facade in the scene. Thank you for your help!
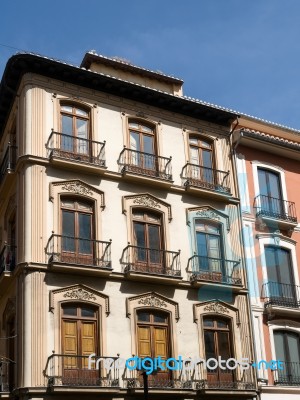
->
[233,117,300,399]
[0,52,257,399]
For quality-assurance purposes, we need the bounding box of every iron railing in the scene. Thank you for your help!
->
[0,144,17,184]
[119,148,172,181]
[273,361,300,386]
[46,131,106,167]
[46,234,112,268]
[181,163,230,194]
[254,194,297,223]
[122,245,181,277]
[192,361,256,391]
[188,255,242,286]
[0,244,16,276]
[0,361,11,392]
[262,281,300,308]
[44,354,120,387]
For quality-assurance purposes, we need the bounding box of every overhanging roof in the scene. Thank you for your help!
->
[0,52,238,137]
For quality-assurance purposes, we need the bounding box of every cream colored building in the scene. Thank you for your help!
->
[0,51,257,400]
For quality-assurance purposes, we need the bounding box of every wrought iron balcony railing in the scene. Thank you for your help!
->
[188,255,242,286]
[46,131,106,167]
[254,194,297,223]
[0,244,16,276]
[122,245,181,277]
[273,361,300,386]
[119,148,172,181]
[46,234,112,268]
[262,281,300,308]
[0,144,17,185]
[181,163,230,194]
[44,354,120,387]
[192,360,256,391]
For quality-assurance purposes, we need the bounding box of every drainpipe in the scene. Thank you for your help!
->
[229,119,260,399]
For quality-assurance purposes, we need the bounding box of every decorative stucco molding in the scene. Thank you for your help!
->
[50,180,105,209]
[126,292,179,321]
[193,300,239,325]
[123,193,172,222]
[50,284,109,315]
[186,206,230,231]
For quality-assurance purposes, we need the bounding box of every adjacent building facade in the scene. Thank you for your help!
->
[233,117,300,399]
[0,51,259,400]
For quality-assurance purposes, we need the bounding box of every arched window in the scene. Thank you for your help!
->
[189,136,214,184]
[203,316,234,385]
[61,197,94,264]
[60,104,90,156]
[132,209,163,272]
[136,309,171,384]
[61,303,99,384]
[274,330,300,384]
[128,120,156,174]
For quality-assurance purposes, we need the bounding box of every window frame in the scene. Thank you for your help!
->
[188,134,214,168]
[127,119,157,155]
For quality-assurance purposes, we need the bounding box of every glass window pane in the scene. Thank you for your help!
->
[207,235,221,259]
[63,306,77,316]
[141,125,153,133]
[62,211,75,251]
[129,122,139,129]
[81,307,95,317]
[143,135,154,155]
[203,318,214,327]
[147,213,160,223]
[202,150,213,169]
[258,169,269,197]
[206,224,219,234]
[78,214,92,254]
[189,137,198,145]
[287,333,300,364]
[204,331,216,359]
[153,313,167,323]
[148,225,161,263]
[190,146,199,165]
[78,202,93,212]
[217,320,228,328]
[61,200,75,208]
[218,332,231,359]
[133,223,146,248]
[61,105,73,113]
[137,311,150,322]
[201,140,212,149]
[268,171,281,200]
[76,108,88,117]
[278,249,293,286]
[130,132,140,166]
[196,232,208,258]
[274,331,286,362]
[132,211,144,220]
[195,221,205,231]
[76,119,88,154]
[265,247,278,283]
[62,115,73,136]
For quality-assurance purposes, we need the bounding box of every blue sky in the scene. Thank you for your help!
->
[1,0,300,129]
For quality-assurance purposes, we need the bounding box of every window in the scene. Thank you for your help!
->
[137,310,170,384]
[258,168,283,217]
[129,120,156,173]
[61,303,98,383]
[61,198,94,264]
[265,246,295,303]
[60,104,90,155]
[189,136,214,183]
[132,209,163,272]
[195,221,223,278]
[274,330,300,384]
[203,317,234,384]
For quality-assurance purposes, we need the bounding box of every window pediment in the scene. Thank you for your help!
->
[123,193,172,222]
[194,300,239,325]
[186,206,230,231]
[126,292,179,321]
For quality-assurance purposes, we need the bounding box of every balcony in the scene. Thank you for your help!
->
[181,163,231,199]
[0,144,17,188]
[118,148,173,186]
[273,361,300,386]
[44,354,120,388]
[188,255,242,288]
[46,234,112,275]
[46,131,106,172]
[254,195,297,229]
[262,282,300,316]
[122,245,181,284]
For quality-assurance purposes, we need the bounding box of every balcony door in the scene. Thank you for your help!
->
[265,246,295,305]
[195,221,223,281]
[137,310,171,386]
[203,317,234,386]
[274,331,300,384]
[62,304,98,385]
[258,168,284,217]
[189,136,213,185]
[60,104,90,157]
[132,210,163,273]
[129,121,156,174]
[61,198,94,265]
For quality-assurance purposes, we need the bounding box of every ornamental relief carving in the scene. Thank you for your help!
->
[133,195,161,209]
[138,295,167,308]
[196,209,220,220]
[63,288,97,301]
[61,182,93,196]
[203,302,230,314]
